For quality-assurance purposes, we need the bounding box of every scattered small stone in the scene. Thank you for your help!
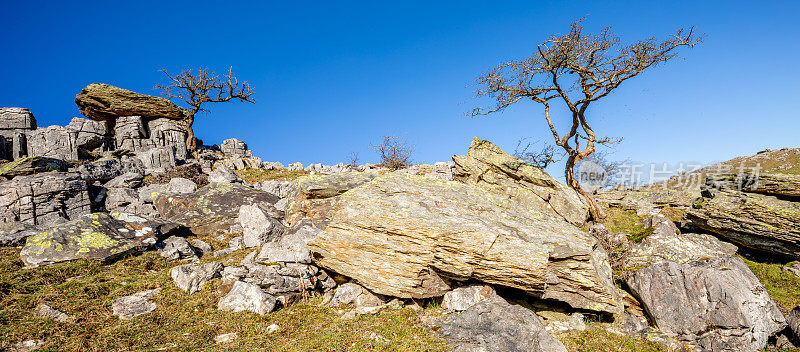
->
[171,262,224,294]
[214,332,238,344]
[111,288,161,320]
[191,239,213,254]
[13,340,45,352]
[441,285,496,312]
[266,323,280,334]
[35,303,72,323]
[156,236,198,261]
[368,332,389,343]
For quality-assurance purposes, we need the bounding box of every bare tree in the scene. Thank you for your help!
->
[470,19,701,220]
[347,151,360,168]
[373,135,413,170]
[155,67,255,154]
[514,138,563,168]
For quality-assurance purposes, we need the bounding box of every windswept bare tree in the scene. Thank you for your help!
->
[155,67,255,153]
[471,19,701,220]
[373,135,413,170]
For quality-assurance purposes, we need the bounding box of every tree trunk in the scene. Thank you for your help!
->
[565,154,606,221]
[184,115,197,156]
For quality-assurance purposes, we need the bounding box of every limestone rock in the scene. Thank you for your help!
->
[331,283,384,308]
[686,190,800,258]
[156,236,198,261]
[77,157,144,184]
[164,177,197,194]
[220,138,248,156]
[154,183,279,236]
[112,288,161,320]
[261,180,297,198]
[75,83,187,121]
[295,172,377,199]
[441,285,497,312]
[310,173,621,314]
[0,156,71,178]
[19,212,178,267]
[214,332,238,344]
[536,311,586,333]
[171,262,224,294]
[429,295,567,352]
[0,107,37,130]
[104,172,144,189]
[625,213,738,268]
[238,204,284,248]
[218,281,277,315]
[453,138,589,226]
[134,147,176,172]
[24,125,78,160]
[12,340,45,352]
[255,224,318,264]
[208,164,238,183]
[35,303,72,323]
[627,256,786,351]
[0,221,42,246]
[0,172,91,226]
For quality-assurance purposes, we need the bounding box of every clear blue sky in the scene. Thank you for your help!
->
[2,0,798,175]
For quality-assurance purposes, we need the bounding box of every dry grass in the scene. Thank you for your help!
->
[0,247,446,351]
[235,168,310,183]
[559,324,665,352]
[144,163,209,187]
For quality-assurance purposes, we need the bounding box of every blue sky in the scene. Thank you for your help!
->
[1,0,798,177]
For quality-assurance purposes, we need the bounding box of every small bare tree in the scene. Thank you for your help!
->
[514,138,562,168]
[470,19,701,220]
[373,135,413,170]
[346,151,360,168]
[155,67,255,154]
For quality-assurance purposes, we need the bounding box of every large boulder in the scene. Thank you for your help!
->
[19,212,180,267]
[453,138,588,226]
[0,156,71,178]
[428,295,567,352]
[0,172,91,225]
[218,280,277,315]
[74,83,188,121]
[309,173,621,314]
[627,256,786,351]
[153,183,280,236]
[220,138,248,156]
[686,190,800,258]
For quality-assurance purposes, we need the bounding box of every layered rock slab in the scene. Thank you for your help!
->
[75,83,187,121]
[452,138,589,226]
[0,172,91,226]
[309,173,620,313]
[686,190,800,258]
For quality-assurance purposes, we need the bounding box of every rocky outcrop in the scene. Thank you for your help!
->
[686,190,800,258]
[220,138,248,156]
[627,256,786,351]
[75,83,187,121]
[19,212,179,267]
[115,116,188,162]
[453,138,589,226]
[153,183,279,236]
[310,173,621,314]
[441,285,497,312]
[428,295,567,352]
[25,117,110,160]
[0,172,90,226]
[0,108,36,160]
[707,172,800,198]
[0,156,71,178]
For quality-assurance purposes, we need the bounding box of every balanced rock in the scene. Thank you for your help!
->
[20,212,178,267]
[429,295,567,352]
[686,190,800,258]
[453,138,588,226]
[154,183,279,236]
[309,173,621,314]
[75,83,187,121]
[627,256,785,351]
